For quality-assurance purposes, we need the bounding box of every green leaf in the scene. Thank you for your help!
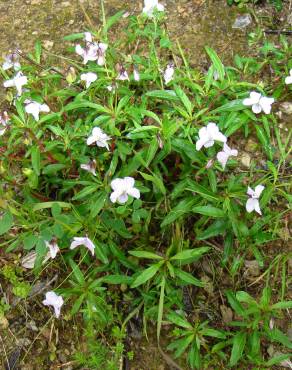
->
[131,262,163,288]
[64,100,110,113]
[196,219,227,240]
[192,205,225,218]
[33,201,72,212]
[205,46,225,81]
[35,40,42,64]
[63,32,85,41]
[139,171,166,195]
[129,251,163,259]
[226,291,246,317]
[229,331,247,366]
[186,181,220,202]
[43,164,66,175]
[167,311,192,329]
[171,247,209,261]
[271,301,292,310]
[174,268,204,287]
[211,99,244,113]
[157,276,165,340]
[201,328,226,339]
[104,10,125,32]
[268,328,292,348]
[266,353,292,367]
[161,198,197,227]
[175,87,193,116]
[146,90,180,102]
[0,211,13,235]
[69,259,85,285]
[72,185,99,201]
[101,275,133,285]
[31,146,41,176]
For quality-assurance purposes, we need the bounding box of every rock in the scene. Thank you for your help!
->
[279,102,292,115]
[244,260,260,277]
[220,305,233,324]
[43,40,54,50]
[232,14,252,29]
[26,320,38,332]
[0,315,9,329]
[240,153,251,168]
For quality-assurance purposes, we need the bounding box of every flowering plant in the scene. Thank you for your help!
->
[0,4,291,369]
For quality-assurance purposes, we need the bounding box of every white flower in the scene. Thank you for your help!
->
[243,91,274,114]
[87,127,111,150]
[70,236,95,256]
[45,238,60,259]
[285,69,292,85]
[96,42,108,66]
[216,143,238,169]
[117,67,129,81]
[42,291,64,318]
[2,53,21,71]
[196,122,227,151]
[75,33,107,66]
[3,71,28,96]
[143,0,165,17]
[0,111,9,136]
[24,100,50,121]
[164,63,174,85]
[80,72,97,88]
[80,159,97,176]
[246,185,265,215]
[133,67,140,81]
[110,177,140,204]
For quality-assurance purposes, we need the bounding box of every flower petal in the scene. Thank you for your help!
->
[252,103,262,114]
[254,184,265,198]
[246,198,256,213]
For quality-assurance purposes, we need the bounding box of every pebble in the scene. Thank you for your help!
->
[240,153,251,168]
[43,40,54,50]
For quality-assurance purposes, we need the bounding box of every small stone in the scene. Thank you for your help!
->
[68,20,74,25]
[220,305,233,324]
[26,320,38,332]
[232,14,252,29]
[62,1,71,6]
[279,102,292,115]
[43,40,54,50]
[240,153,251,168]
[245,138,258,152]
[244,260,260,277]
[0,315,9,329]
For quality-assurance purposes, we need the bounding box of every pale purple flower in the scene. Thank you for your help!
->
[196,122,227,151]
[285,69,292,85]
[87,127,111,150]
[42,291,64,318]
[24,100,50,121]
[143,0,165,17]
[2,53,21,71]
[45,238,60,259]
[75,32,108,66]
[117,66,129,81]
[0,111,9,136]
[216,143,238,169]
[246,185,265,215]
[80,72,97,88]
[164,63,174,85]
[70,236,95,256]
[80,159,97,176]
[133,67,140,81]
[110,177,140,204]
[3,71,28,95]
[243,91,274,114]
